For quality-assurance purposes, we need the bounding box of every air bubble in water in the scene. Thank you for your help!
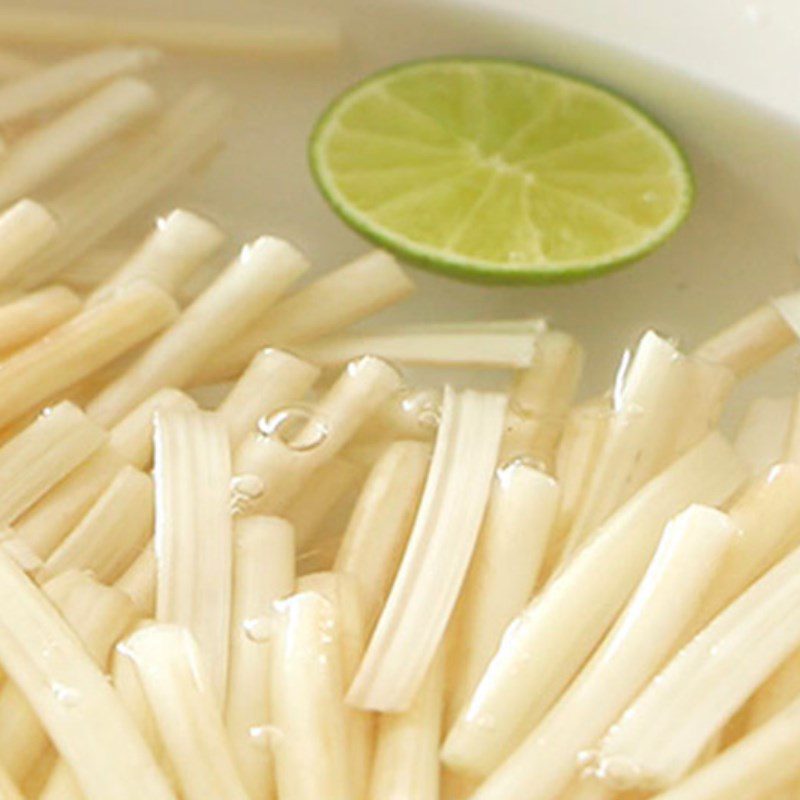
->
[230,474,265,515]
[243,616,272,643]
[51,682,81,708]
[257,406,329,452]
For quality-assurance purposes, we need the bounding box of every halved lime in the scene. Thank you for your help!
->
[310,58,693,284]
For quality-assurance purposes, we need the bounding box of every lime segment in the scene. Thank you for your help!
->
[310,59,693,283]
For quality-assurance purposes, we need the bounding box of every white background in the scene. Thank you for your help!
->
[493,0,800,121]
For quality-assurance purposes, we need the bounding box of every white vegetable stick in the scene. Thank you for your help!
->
[448,464,559,722]
[0,763,22,799]
[369,654,444,800]
[0,401,105,527]
[696,463,800,627]
[694,302,795,377]
[596,542,800,790]
[233,355,402,515]
[13,444,127,558]
[747,649,800,731]
[88,208,225,304]
[348,388,507,712]
[0,281,178,428]
[0,78,159,208]
[501,330,584,465]
[0,286,80,353]
[270,591,353,800]
[566,331,686,552]
[734,396,794,475]
[226,516,295,800]
[153,409,232,704]
[200,250,414,383]
[218,348,320,448]
[334,440,430,629]
[0,48,36,80]
[782,392,800,462]
[0,558,169,800]
[23,85,228,288]
[0,200,58,282]
[0,9,340,58]
[124,624,250,800]
[109,388,198,469]
[671,357,735,455]
[647,696,800,800]
[441,432,746,778]
[88,237,308,426]
[39,465,153,583]
[0,47,159,125]
[284,457,362,549]
[545,399,610,575]
[297,571,374,800]
[115,543,156,615]
[299,329,538,369]
[471,505,736,800]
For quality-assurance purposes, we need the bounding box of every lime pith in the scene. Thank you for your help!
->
[310,58,693,284]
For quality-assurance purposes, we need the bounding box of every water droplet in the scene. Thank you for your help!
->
[243,616,272,643]
[230,474,265,515]
[155,215,170,231]
[248,724,282,749]
[257,406,329,452]
[346,354,404,383]
[577,748,598,768]
[497,454,548,483]
[51,682,81,708]
[593,755,643,789]
[39,406,54,418]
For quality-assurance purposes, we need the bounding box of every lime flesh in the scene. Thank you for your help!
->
[310,58,693,284]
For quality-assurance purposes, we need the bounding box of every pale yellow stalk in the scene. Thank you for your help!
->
[0,9,340,58]
[153,408,232,703]
[23,85,228,287]
[234,355,402,514]
[270,591,353,800]
[39,465,153,583]
[115,543,156,615]
[596,542,800,790]
[88,208,224,304]
[0,78,159,207]
[470,505,736,800]
[0,48,35,79]
[448,464,559,722]
[299,328,539,369]
[369,654,444,800]
[123,623,250,800]
[0,763,22,799]
[734,396,794,475]
[566,331,686,553]
[0,286,81,353]
[88,237,308,426]
[217,348,320,448]
[13,444,127,557]
[109,388,198,469]
[747,649,800,731]
[0,281,178,428]
[226,516,295,800]
[0,199,58,282]
[0,563,166,800]
[0,47,159,124]
[696,463,800,627]
[501,329,584,466]
[348,388,507,712]
[441,432,745,778]
[199,250,414,383]
[285,457,363,548]
[334,440,430,629]
[693,303,795,376]
[0,401,105,527]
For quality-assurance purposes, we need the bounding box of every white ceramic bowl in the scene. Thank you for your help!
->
[75,0,800,404]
